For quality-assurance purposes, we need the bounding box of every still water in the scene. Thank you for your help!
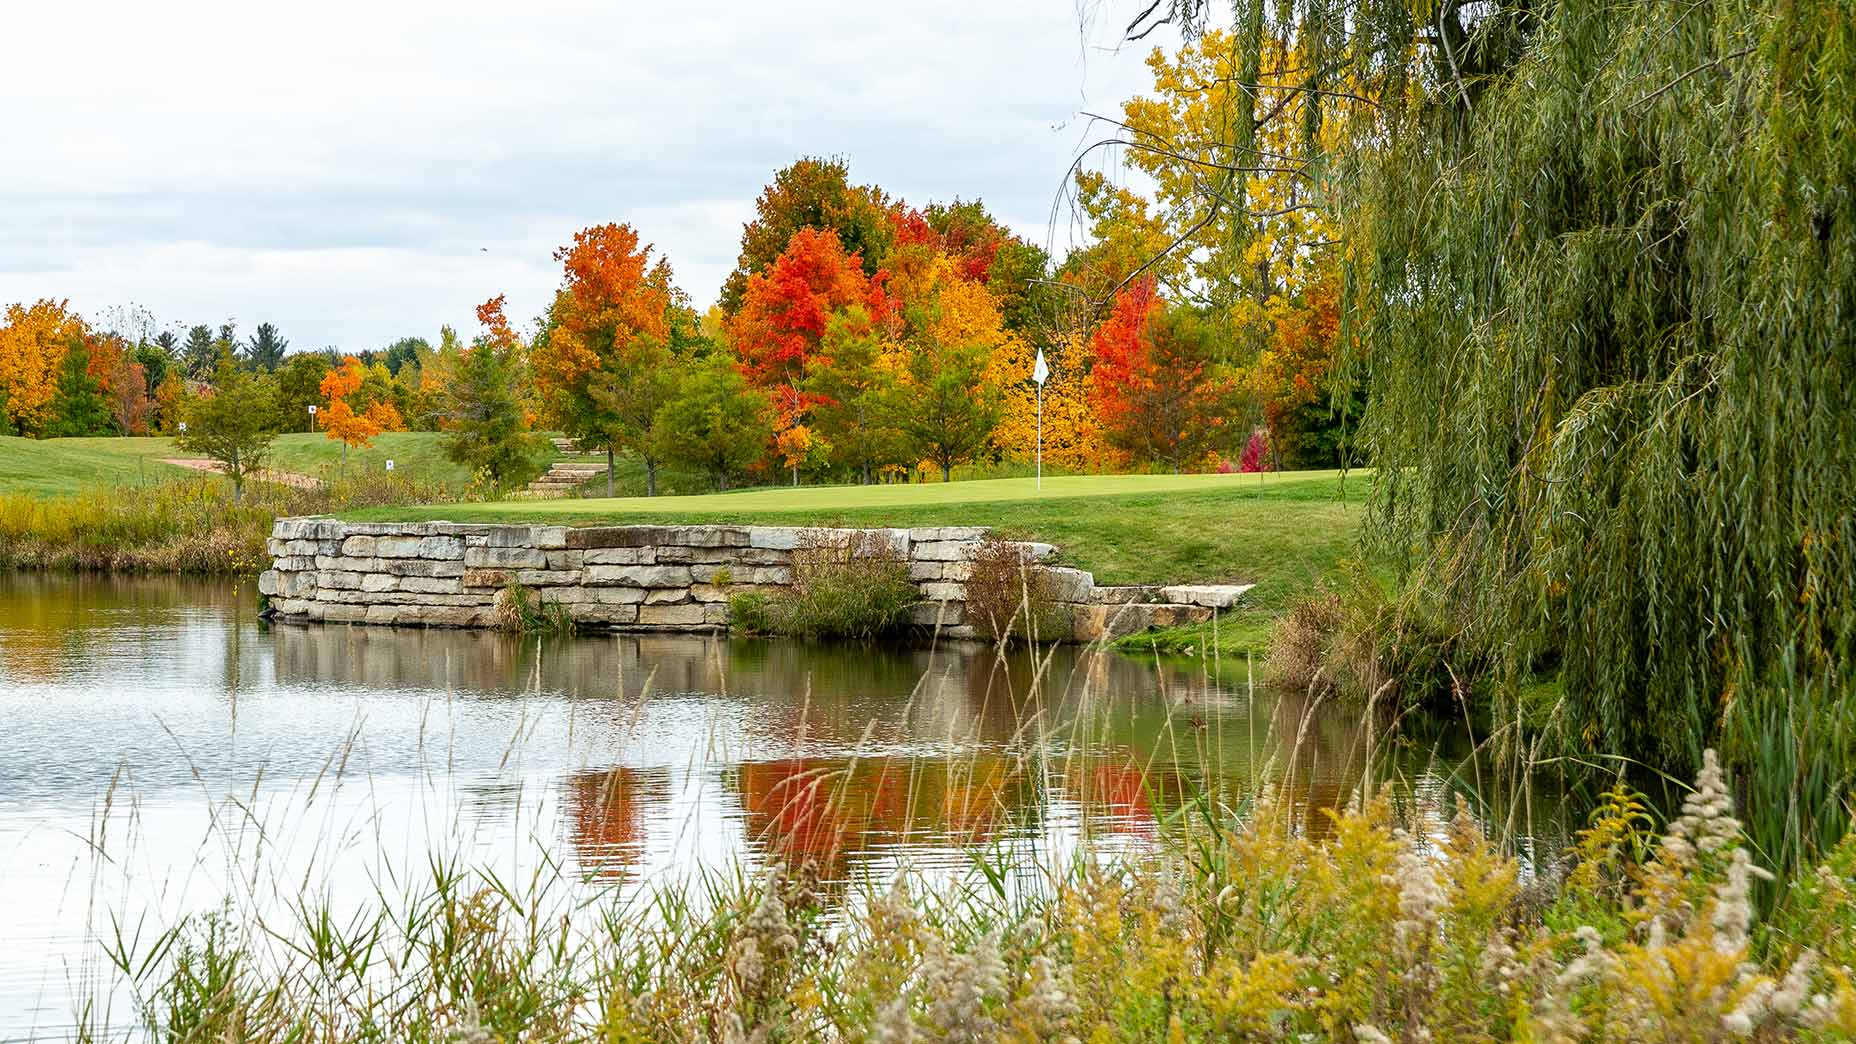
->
[0,573,1540,1039]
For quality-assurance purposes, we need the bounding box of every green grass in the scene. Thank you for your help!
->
[354,470,1366,607]
[0,436,193,496]
[0,432,557,496]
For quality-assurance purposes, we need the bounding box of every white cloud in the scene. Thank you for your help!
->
[0,0,1168,349]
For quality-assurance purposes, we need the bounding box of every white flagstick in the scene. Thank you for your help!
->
[1032,347,1050,490]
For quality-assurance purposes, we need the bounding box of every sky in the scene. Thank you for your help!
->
[0,1,1178,352]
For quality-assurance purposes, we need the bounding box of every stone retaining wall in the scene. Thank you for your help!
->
[260,519,1251,642]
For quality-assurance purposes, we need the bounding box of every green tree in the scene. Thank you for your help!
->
[275,352,333,433]
[585,333,684,496]
[244,322,288,371]
[181,324,217,380]
[652,355,772,491]
[897,337,1002,482]
[381,336,427,376]
[807,306,904,484]
[175,352,278,502]
[438,339,542,487]
[43,337,114,437]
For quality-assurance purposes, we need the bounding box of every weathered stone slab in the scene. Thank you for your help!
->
[591,587,648,605]
[920,582,966,602]
[461,568,511,589]
[341,535,378,557]
[638,603,707,627]
[1018,542,1058,561]
[361,573,399,593]
[644,588,692,605]
[584,564,693,587]
[688,584,733,603]
[1091,586,1161,604]
[317,570,365,590]
[570,603,639,625]
[1037,567,1095,603]
[464,546,547,569]
[257,570,280,596]
[912,541,973,562]
[510,569,578,587]
[1159,584,1254,609]
[909,562,945,581]
[565,526,675,550]
[583,547,655,566]
[666,525,749,548]
[401,576,464,595]
[747,527,801,550]
[385,558,465,578]
[910,526,988,542]
[544,550,585,570]
[272,597,313,617]
[910,602,965,628]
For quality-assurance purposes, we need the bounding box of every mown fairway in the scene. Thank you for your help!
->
[355,470,1367,608]
[0,432,549,496]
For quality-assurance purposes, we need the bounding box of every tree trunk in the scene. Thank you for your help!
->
[644,458,657,498]
[941,461,951,483]
[717,470,730,492]
[861,461,871,485]
[606,446,614,499]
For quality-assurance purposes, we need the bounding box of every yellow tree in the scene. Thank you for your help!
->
[0,299,88,437]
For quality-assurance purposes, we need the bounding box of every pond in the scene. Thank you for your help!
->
[0,573,1557,1039]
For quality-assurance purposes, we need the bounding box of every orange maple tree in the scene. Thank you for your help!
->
[320,356,402,458]
[730,228,891,396]
[1088,279,1240,472]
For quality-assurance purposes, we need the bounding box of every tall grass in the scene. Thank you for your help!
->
[0,473,475,574]
[44,620,1856,1042]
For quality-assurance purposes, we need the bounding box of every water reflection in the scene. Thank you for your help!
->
[0,572,1564,1038]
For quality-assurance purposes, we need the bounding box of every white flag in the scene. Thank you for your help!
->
[1032,347,1049,385]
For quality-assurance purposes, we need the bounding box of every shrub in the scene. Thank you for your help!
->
[961,537,1071,643]
[729,530,916,639]
[493,582,573,634]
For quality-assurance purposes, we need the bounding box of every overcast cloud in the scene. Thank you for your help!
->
[0,1,1169,351]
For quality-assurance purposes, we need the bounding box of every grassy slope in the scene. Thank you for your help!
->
[356,471,1369,656]
[0,432,555,495]
[0,436,192,496]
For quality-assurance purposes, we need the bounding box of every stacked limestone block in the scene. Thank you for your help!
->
[260,519,1251,641]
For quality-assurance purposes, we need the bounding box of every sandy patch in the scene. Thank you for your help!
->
[160,458,323,489]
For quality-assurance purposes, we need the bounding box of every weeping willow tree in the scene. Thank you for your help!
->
[1337,0,1856,871]
[1119,0,1854,868]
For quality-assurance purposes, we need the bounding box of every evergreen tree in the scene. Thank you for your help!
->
[438,339,543,487]
[244,322,288,371]
[181,324,217,380]
[43,337,114,437]
[176,352,277,502]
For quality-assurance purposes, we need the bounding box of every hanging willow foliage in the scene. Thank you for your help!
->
[1335,0,1856,870]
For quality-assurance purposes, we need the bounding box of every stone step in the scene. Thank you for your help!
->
[1159,584,1254,609]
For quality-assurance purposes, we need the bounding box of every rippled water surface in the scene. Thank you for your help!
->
[0,573,1550,1040]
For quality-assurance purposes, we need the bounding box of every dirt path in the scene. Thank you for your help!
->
[160,458,323,489]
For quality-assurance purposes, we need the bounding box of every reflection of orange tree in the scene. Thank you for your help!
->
[562,767,671,881]
[730,756,1036,875]
[1060,752,1203,840]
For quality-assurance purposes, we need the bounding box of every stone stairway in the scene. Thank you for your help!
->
[522,439,608,498]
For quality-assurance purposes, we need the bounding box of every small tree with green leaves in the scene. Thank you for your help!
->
[439,339,543,488]
[652,355,772,491]
[897,337,1001,482]
[43,337,115,437]
[176,352,277,502]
